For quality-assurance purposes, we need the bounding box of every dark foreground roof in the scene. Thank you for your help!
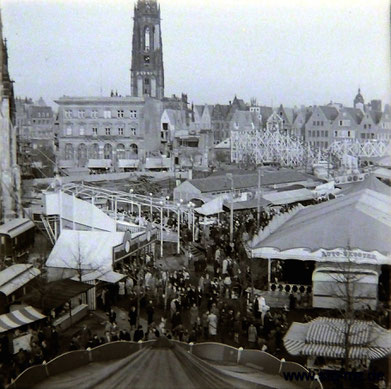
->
[12,339,321,389]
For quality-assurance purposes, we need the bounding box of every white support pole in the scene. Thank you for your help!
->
[268,258,271,290]
[72,193,76,230]
[192,210,195,243]
[177,207,181,254]
[160,207,163,258]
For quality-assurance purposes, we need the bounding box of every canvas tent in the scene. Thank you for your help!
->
[248,189,391,266]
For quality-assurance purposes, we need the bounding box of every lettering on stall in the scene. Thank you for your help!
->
[320,249,377,261]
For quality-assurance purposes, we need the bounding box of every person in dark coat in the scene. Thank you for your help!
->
[146,301,154,325]
[129,306,137,330]
[133,326,144,342]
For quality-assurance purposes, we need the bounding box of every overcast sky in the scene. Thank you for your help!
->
[2,0,391,108]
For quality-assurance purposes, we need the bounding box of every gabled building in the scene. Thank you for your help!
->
[276,104,297,135]
[292,107,313,140]
[331,107,363,141]
[305,106,339,149]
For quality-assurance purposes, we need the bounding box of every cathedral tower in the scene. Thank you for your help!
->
[131,0,164,99]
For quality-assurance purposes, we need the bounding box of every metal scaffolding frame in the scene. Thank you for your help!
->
[231,120,391,169]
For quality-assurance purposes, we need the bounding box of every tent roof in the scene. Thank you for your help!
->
[340,174,391,197]
[46,230,125,271]
[195,197,224,216]
[262,188,314,205]
[249,189,391,260]
[0,306,46,333]
[284,317,391,360]
[23,279,93,310]
[223,197,271,211]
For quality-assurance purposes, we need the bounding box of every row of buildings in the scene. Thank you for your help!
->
[6,0,391,183]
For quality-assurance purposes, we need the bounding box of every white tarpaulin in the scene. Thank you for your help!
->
[195,196,224,216]
[262,188,314,205]
[46,230,124,271]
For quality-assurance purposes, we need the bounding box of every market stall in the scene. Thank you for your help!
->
[247,189,391,309]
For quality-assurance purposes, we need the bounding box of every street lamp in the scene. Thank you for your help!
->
[226,173,234,243]
[159,200,164,257]
[129,188,134,214]
[165,196,170,218]
[176,202,181,254]
[149,192,153,221]
[257,167,264,229]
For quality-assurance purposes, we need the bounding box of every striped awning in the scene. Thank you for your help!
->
[0,306,46,333]
[284,317,391,361]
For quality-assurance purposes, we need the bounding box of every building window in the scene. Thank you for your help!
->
[117,144,125,159]
[339,120,343,126]
[80,128,85,136]
[364,124,367,129]
[105,127,111,135]
[325,142,328,148]
[118,127,124,135]
[104,110,111,119]
[130,110,137,119]
[65,110,73,119]
[313,121,316,126]
[321,121,324,126]
[65,143,74,160]
[325,131,328,137]
[92,127,98,135]
[368,124,371,129]
[144,55,150,64]
[117,110,124,118]
[91,110,98,118]
[130,128,137,136]
[89,143,99,159]
[334,130,338,137]
[66,127,72,136]
[104,144,113,159]
[144,26,150,51]
[78,110,85,118]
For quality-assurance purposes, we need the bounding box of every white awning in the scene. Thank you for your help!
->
[0,264,41,296]
[118,159,139,168]
[195,197,224,216]
[0,306,46,333]
[262,188,314,205]
[373,167,391,181]
[0,218,35,238]
[88,159,112,169]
